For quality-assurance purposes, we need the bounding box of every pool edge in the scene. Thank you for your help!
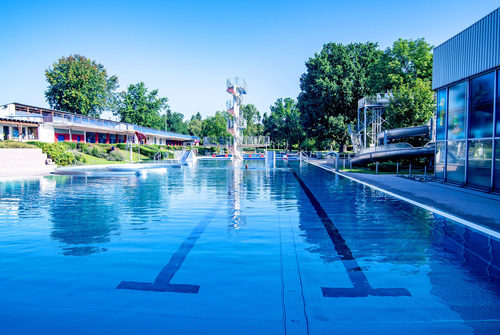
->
[306,160,500,240]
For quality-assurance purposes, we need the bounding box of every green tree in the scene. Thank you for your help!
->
[45,54,118,117]
[114,82,168,130]
[165,110,188,134]
[201,111,230,138]
[385,79,435,128]
[369,38,434,128]
[187,112,203,137]
[369,38,433,93]
[263,98,304,149]
[240,104,263,136]
[298,42,381,150]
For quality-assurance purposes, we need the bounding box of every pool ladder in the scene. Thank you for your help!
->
[153,151,162,163]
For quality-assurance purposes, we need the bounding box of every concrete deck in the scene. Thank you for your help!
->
[309,160,500,235]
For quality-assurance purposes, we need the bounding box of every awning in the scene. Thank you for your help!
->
[0,118,39,127]
[135,131,147,144]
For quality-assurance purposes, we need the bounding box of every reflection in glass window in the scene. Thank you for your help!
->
[448,82,466,140]
[435,141,445,179]
[469,72,494,138]
[495,140,500,191]
[446,141,466,183]
[449,82,466,111]
[497,71,500,136]
[436,89,447,140]
[467,139,492,188]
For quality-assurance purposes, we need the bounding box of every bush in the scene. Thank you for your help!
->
[116,143,126,151]
[39,142,77,166]
[107,150,125,161]
[367,161,398,172]
[89,145,107,158]
[0,140,38,149]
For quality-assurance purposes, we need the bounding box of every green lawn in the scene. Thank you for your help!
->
[81,150,149,165]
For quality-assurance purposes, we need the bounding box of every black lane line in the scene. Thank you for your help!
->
[291,170,410,298]
[117,203,223,293]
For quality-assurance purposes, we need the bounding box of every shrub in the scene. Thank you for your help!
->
[0,140,38,149]
[116,143,127,151]
[107,150,125,161]
[40,142,77,166]
[89,145,107,158]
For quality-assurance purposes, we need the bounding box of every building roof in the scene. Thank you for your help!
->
[433,7,500,89]
[0,117,39,126]
[4,102,199,141]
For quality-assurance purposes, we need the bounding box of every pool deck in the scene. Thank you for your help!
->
[308,160,500,237]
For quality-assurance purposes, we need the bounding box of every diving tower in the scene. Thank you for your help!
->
[226,77,248,160]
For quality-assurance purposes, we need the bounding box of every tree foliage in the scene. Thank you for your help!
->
[201,111,230,138]
[165,110,188,134]
[263,98,304,149]
[187,112,203,137]
[298,42,381,148]
[240,104,263,136]
[45,54,118,117]
[385,79,435,128]
[114,82,169,130]
[369,38,434,128]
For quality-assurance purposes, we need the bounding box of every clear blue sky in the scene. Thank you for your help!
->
[0,0,498,120]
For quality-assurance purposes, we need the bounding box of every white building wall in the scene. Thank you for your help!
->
[0,104,15,118]
[38,124,55,143]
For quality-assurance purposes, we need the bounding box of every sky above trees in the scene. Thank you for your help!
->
[0,0,498,119]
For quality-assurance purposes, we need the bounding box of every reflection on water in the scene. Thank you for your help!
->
[0,160,499,333]
[228,160,244,230]
[49,177,121,256]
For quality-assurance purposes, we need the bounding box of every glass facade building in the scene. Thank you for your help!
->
[433,8,500,192]
[434,69,499,191]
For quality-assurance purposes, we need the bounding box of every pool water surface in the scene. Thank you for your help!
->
[0,160,499,334]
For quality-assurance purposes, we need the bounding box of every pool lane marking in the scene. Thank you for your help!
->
[291,170,410,298]
[279,213,310,334]
[117,202,223,293]
[307,161,500,241]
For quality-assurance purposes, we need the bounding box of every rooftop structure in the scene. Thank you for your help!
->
[0,102,198,146]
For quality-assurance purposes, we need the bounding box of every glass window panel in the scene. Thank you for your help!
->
[448,109,466,140]
[448,82,467,112]
[435,141,446,179]
[467,139,492,188]
[469,72,494,138]
[469,105,493,138]
[448,82,466,140]
[446,140,466,183]
[436,89,447,140]
[495,140,500,191]
[471,72,494,107]
[496,70,500,136]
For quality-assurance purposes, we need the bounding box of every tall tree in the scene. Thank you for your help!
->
[369,38,433,93]
[45,54,118,117]
[263,98,304,149]
[201,111,230,138]
[165,110,188,134]
[369,38,434,128]
[240,104,263,136]
[114,82,168,130]
[187,112,203,137]
[298,42,381,150]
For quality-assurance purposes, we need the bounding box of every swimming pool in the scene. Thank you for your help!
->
[0,160,498,334]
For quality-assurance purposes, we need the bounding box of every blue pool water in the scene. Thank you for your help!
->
[0,160,499,334]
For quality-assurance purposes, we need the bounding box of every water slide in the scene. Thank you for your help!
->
[351,125,434,166]
[350,142,435,165]
[377,125,430,145]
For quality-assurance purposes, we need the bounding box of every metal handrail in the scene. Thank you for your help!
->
[153,151,162,163]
